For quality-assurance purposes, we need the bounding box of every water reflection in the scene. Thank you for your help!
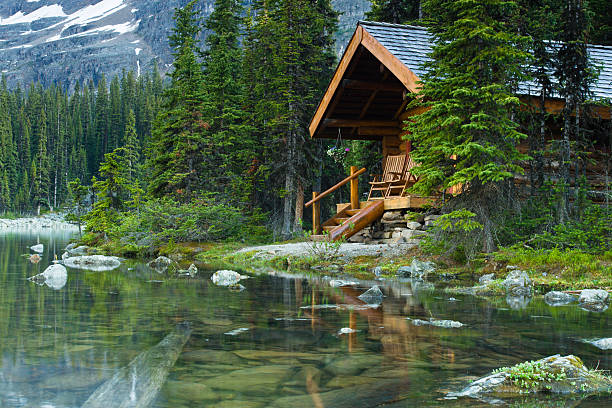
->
[0,229,610,407]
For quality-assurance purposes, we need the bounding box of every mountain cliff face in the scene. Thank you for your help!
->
[0,0,371,89]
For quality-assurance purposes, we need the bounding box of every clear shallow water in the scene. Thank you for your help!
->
[0,228,610,407]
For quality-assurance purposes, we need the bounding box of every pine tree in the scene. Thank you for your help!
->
[147,0,209,201]
[108,75,122,152]
[123,109,140,184]
[366,0,422,24]
[408,0,530,251]
[32,106,49,215]
[202,0,255,202]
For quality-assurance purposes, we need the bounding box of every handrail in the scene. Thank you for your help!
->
[305,167,366,207]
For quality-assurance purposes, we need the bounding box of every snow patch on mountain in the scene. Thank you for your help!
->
[0,5,67,25]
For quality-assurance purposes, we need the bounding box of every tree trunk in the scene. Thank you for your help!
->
[282,130,295,239]
[293,178,304,233]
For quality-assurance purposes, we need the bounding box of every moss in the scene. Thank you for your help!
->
[494,360,568,393]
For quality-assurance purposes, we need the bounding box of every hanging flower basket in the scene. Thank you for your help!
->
[327,146,350,164]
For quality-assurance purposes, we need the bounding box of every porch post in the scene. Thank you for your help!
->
[312,192,321,235]
[350,166,359,210]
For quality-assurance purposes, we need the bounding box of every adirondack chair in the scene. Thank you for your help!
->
[367,154,407,200]
[384,154,419,198]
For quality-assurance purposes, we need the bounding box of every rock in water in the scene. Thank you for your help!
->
[396,258,436,278]
[147,256,175,273]
[584,338,612,350]
[450,355,612,399]
[357,286,384,304]
[502,270,532,296]
[544,291,576,306]
[29,253,41,264]
[63,255,121,272]
[30,244,44,253]
[578,289,610,312]
[28,264,67,290]
[82,323,192,408]
[211,270,245,286]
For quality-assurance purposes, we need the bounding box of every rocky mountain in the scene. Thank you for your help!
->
[0,0,371,90]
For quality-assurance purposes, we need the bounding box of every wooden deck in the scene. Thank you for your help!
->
[336,195,439,213]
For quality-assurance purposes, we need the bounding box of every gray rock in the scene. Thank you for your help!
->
[406,221,423,230]
[450,355,612,398]
[396,258,436,278]
[584,338,612,350]
[329,279,358,287]
[64,255,121,272]
[544,291,576,306]
[372,266,382,277]
[424,214,441,222]
[28,264,67,290]
[478,273,495,285]
[30,244,44,253]
[211,270,246,286]
[357,285,384,305]
[408,318,463,328]
[178,263,198,277]
[506,294,532,310]
[578,289,610,312]
[147,256,174,273]
[502,270,532,296]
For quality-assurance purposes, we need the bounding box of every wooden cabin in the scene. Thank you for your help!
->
[306,21,612,241]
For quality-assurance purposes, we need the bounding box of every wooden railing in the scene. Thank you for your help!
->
[305,166,366,235]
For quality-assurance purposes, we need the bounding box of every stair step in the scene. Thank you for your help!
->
[334,217,351,224]
[310,234,328,242]
[345,209,361,216]
[322,225,337,232]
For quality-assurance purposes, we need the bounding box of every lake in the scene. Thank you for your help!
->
[0,227,610,407]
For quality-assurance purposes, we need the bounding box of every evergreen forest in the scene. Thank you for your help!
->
[0,0,610,255]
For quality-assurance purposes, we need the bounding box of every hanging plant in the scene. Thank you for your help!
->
[327,146,350,164]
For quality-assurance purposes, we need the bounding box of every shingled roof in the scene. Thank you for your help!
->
[359,20,612,100]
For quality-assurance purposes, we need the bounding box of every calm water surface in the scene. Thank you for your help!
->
[0,228,610,407]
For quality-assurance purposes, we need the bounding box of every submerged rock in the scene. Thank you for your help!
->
[451,355,612,399]
[338,327,358,335]
[584,338,612,350]
[62,245,90,260]
[64,255,121,272]
[329,279,358,287]
[502,270,532,296]
[147,256,175,273]
[396,258,436,279]
[578,289,610,312]
[29,253,41,264]
[30,244,44,253]
[357,285,384,304]
[28,264,67,290]
[544,291,576,306]
[211,270,247,286]
[82,323,191,408]
[408,318,464,328]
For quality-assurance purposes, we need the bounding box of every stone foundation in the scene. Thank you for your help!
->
[347,211,441,244]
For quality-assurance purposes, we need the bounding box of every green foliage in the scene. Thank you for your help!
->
[304,231,345,261]
[112,197,271,246]
[421,210,483,263]
[493,360,567,393]
[366,0,422,24]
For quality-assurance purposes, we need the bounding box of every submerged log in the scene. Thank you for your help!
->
[82,323,192,408]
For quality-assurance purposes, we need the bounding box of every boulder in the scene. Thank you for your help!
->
[29,253,41,264]
[396,258,436,279]
[544,291,576,306]
[408,318,463,328]
[502,270,532,296]
[62,245,90,260]
[584,338,612,350]
[147,256,175,273]
[424,214,441,222]
[450,355,612,399]
[30,244,44,253]
[28,264,67,290]
[64,255,121,272]
[382,211,402,221]
[578,289,610,312]
[329,280,358,287]
[400,229,428,239]
[372,266,382,277]
[478,273,495,285]
[178,263,198,277]
[211,270,246,286]
[357,285,384,305]
[406,221,423,230]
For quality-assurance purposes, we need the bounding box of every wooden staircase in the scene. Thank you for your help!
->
[311,200,385,241]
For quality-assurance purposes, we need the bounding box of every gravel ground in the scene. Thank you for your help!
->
[236,241,418,260]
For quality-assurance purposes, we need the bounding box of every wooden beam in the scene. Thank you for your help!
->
[341,79,405,92]
[358,127,401,136]
[315,132,384,141]
[309,26,364,138]
[361,28,422,94]
[323,119,400,128]
[520,96,611,120]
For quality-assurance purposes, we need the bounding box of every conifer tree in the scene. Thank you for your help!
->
[123,109,140,184]
[366,0,422,24]
[32,106,49,215]
[148,0,209,201]
[408,0,530,251]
